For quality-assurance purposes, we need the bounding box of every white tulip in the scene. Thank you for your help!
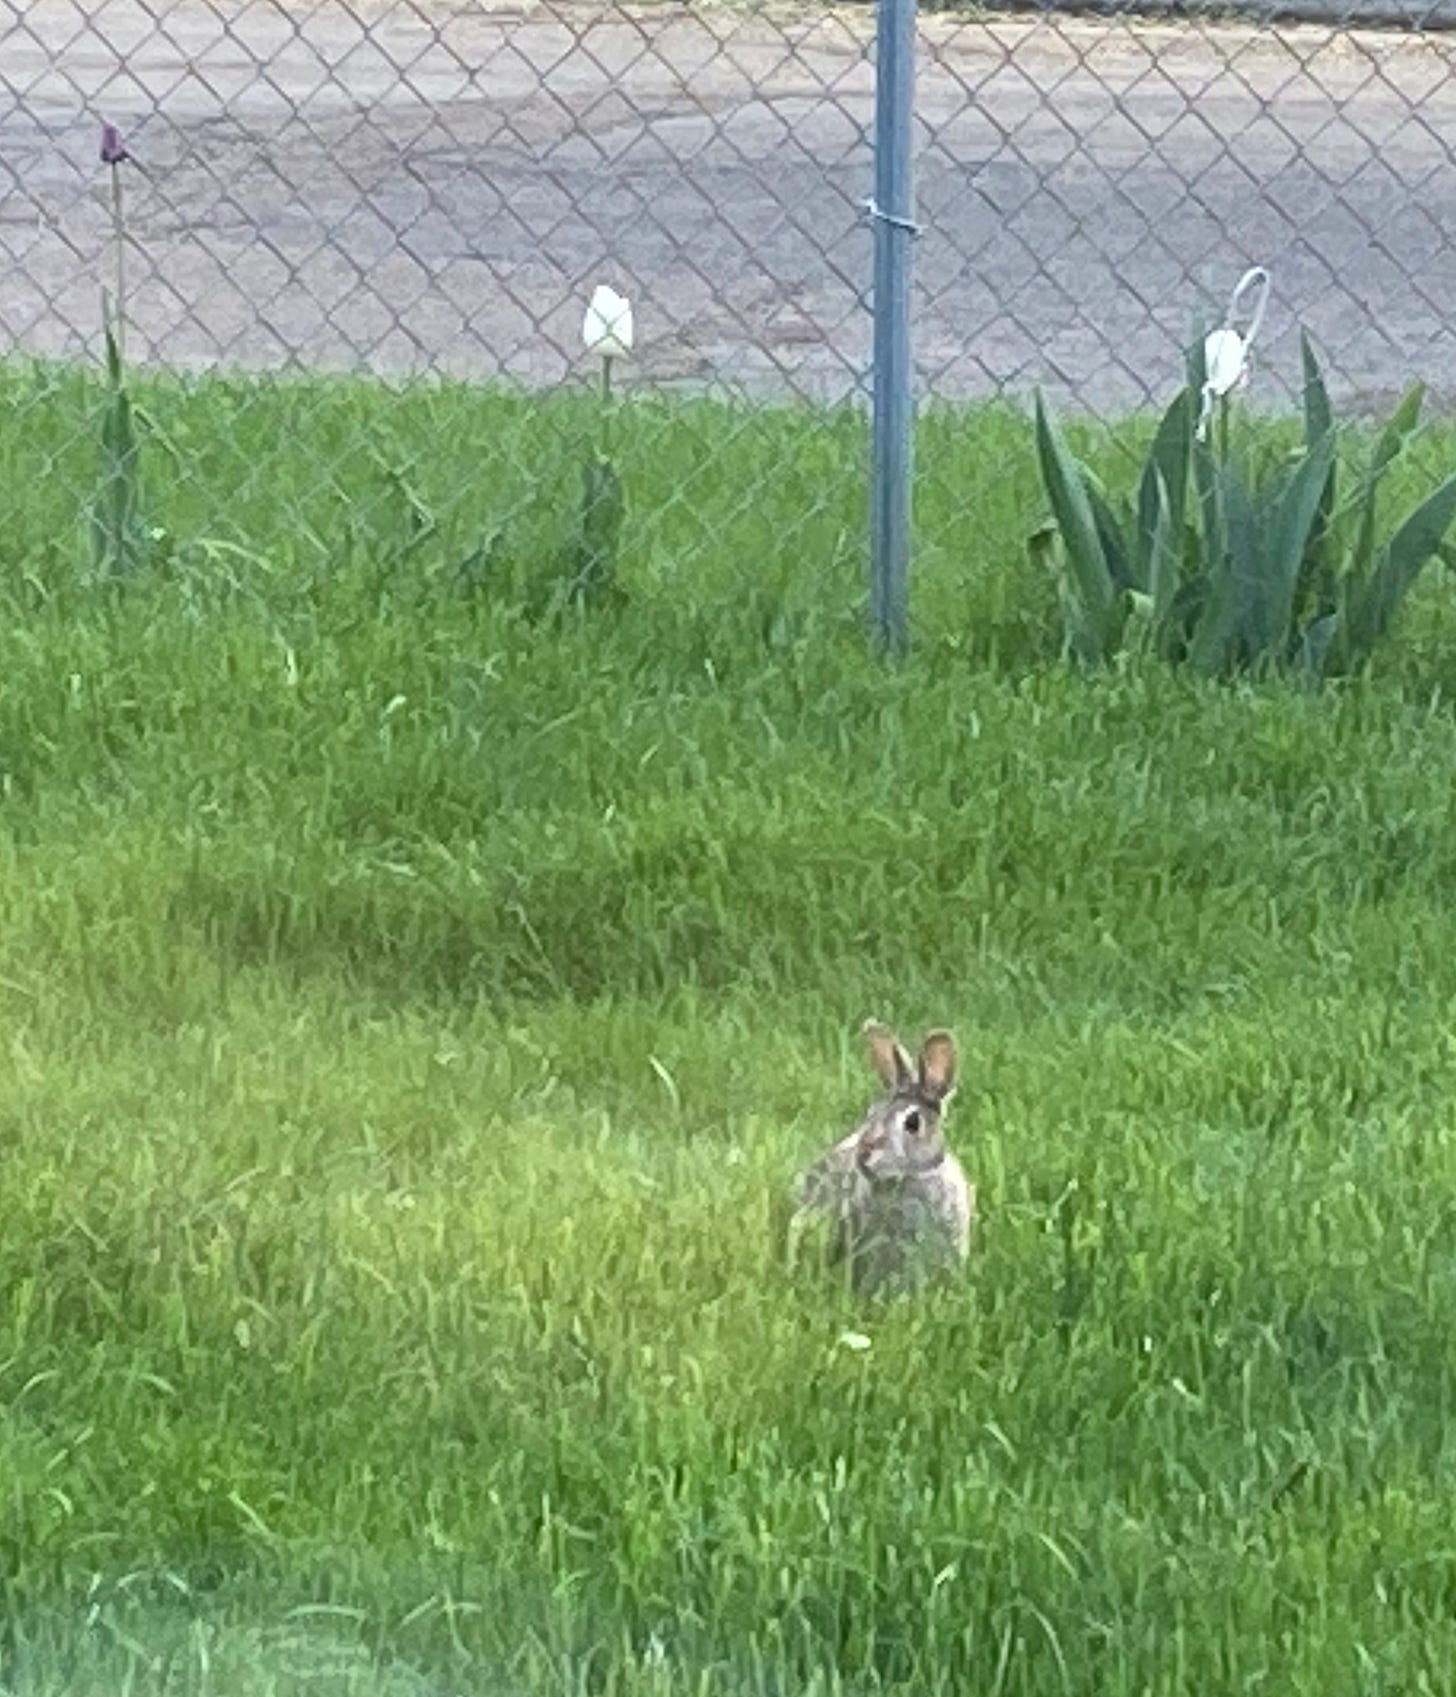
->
[583,284,633,360]
[1202,327,1249,398]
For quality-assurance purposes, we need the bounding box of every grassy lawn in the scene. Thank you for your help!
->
[5,360,1456,1694]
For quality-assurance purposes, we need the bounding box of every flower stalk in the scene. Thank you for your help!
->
[100,121,131,356]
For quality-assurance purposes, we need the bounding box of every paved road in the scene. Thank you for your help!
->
[3,0,1454,412]
[1029,0,1456,25]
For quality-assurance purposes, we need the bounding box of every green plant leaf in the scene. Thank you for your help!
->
[1299,331,1333,452]
[1184,317,1209,406]
[1349,380,1425,588]
[1298,332,1337,615]
[1136,387,1192,596]
[570,452,626,606]
[1263,430,1337,660]
[1033,391,1118,664]
[1143,467,1179,634]
[1293,611,1339,677]
[1027,521,1058,567]
[103,305,124,388]
[1224,463,1266,661]
[91,317,147,577]
[1086,483,1136,594]
[1188,460,1251,675]
[1133,388,1194,624]
[1189,454,1227,662]
[1337,472,1456,671]
[1161,574,1206,664]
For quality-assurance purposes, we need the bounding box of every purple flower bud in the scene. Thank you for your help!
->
[100,122,130,166]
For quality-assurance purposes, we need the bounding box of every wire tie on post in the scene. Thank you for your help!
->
[862,197,921,237]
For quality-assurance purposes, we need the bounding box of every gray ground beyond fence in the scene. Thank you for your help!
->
[1031,0,1456,24]
[3,0,1455,415]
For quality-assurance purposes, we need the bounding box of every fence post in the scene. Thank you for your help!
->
[869,0,917,655]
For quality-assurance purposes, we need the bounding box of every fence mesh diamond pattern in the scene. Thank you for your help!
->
[4,0,1455,577]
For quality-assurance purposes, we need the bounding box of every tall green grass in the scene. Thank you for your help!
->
[4,362,1456,1694]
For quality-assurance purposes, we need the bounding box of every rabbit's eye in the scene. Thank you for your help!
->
[903,1109,922,1135]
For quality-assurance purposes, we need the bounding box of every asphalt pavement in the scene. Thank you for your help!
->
[4,0,1453,411]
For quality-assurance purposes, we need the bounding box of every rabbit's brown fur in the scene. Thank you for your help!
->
[793,1020,974,1295]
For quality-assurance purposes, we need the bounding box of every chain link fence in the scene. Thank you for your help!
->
[4,0,1455,591]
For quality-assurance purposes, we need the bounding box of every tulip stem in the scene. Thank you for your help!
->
[599,354,615,459]
[109,163,127,360]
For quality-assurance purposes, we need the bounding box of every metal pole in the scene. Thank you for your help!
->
[869,0,917,654]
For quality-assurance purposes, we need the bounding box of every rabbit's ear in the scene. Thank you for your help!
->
[862,1019,913,1090]
[917,1030,958,1103]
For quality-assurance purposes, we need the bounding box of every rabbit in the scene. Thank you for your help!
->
[791,1020,974,1295]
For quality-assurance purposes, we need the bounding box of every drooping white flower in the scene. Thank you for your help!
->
[1203,326,1249,398]
[582,284,633,359]
[1194,266,1269,440]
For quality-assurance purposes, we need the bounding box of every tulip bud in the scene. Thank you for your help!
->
[1202,327,1249,398]
[100,122,130,166]
[582,285,633,360]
